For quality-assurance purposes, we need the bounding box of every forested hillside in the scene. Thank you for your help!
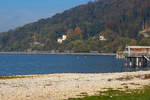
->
[0,0,150,52]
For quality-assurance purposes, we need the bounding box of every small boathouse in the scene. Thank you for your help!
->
[117,46,150,68]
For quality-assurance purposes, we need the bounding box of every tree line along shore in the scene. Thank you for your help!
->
[0,51,116,56]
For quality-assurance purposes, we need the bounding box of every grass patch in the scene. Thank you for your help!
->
[0,75,34,79]
[68,86,150,100]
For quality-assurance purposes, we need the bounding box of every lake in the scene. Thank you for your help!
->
[0,54,124,76]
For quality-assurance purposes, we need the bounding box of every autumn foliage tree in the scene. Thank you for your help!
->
[74,26,83,39]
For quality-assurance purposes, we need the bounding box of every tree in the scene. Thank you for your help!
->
[139,38,150,46]
[66,29,73,38]
[74,26,83,39]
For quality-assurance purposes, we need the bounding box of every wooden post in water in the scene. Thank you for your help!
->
[125,57,128,67]
[141,57,145,67]
[129,57,132,67]
[136,57,139,67]
[143,58,147,67]
[133,57,136,68]
[139,57,142,67]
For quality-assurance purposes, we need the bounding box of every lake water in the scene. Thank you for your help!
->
[0,54,124,76]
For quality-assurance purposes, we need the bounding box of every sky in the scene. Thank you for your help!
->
[0,0,94,32]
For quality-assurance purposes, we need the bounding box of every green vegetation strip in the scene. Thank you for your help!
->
[1,0,150,52]
[68,86,150,100]
[0,75,34,79]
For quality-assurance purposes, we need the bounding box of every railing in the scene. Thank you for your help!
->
[116,51,150,59]
[126,53,150,57]
[144,56,150,62]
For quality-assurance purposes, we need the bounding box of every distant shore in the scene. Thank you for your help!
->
[0,52,116,56]
[0,71,150,100]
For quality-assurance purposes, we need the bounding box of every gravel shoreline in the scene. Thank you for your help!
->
[0,71,150,100]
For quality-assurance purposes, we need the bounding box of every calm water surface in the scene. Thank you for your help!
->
[0,54,124,76]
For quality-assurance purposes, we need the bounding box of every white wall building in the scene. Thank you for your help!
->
[57,35,67,44]
[99,35,106,41]
[57,38,63,44]
[62,35,67,41]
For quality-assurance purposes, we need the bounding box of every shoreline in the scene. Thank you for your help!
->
[0,70,150,100]
[0,52,116,56]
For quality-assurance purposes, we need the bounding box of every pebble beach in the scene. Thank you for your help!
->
[0,71,150,100]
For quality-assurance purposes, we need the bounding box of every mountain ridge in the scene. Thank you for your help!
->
[0,0,150,52]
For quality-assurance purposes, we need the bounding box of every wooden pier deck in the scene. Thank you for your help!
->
[117,46,150,68]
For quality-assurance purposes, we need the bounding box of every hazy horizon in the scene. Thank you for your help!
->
[0,0,94,33]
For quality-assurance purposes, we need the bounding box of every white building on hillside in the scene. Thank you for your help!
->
[62,35,67,40]
[57,35,67,44]
[99,34,106,41]
[57,38,63,44]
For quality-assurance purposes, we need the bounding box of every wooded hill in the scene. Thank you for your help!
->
[0,0,150,52]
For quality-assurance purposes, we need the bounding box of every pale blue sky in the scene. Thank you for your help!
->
[0,0,94,32]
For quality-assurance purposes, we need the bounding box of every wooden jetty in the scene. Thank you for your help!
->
[117,46,150,68]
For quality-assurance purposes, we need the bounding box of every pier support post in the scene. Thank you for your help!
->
[123,55,149,69]
[139,57,142,67]
[133,57,136,68]
[141,57,145,67]
[136,57,139,67]
[143,58,148,67]
[129,57,132,67]
[125,57,128,67]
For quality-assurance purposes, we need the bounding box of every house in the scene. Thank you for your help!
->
[99,33,106,41]
[57,38,63,44]
[33,41,44,46]
[62,35,67,41]
[34,41,41,45]
[57,35,67,44]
